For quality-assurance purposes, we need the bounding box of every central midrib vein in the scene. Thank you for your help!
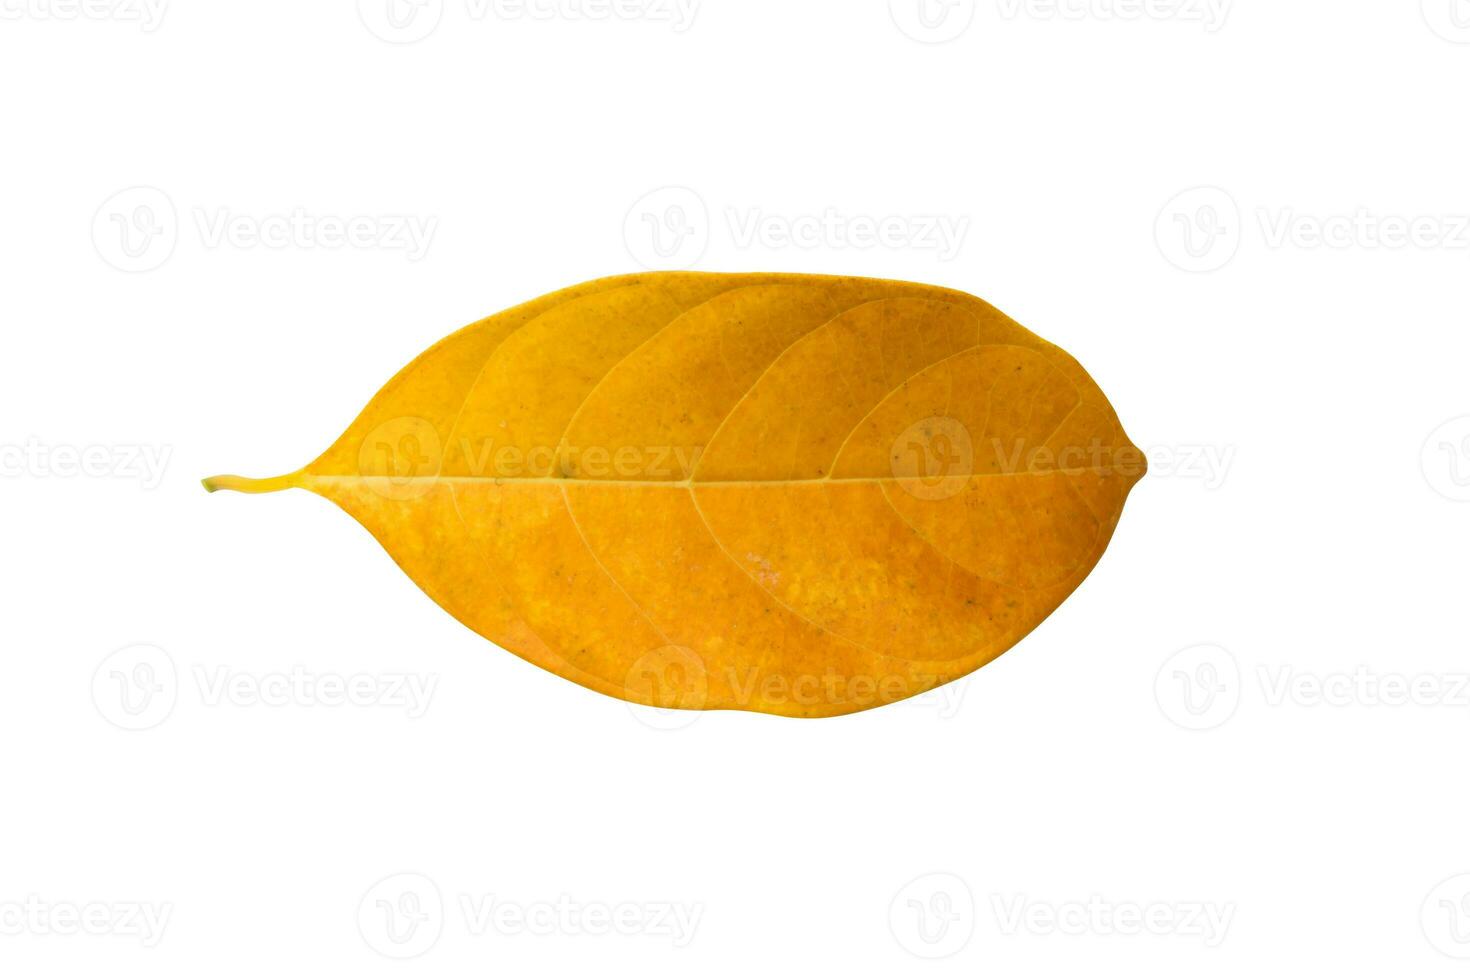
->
[304,466,1126,488]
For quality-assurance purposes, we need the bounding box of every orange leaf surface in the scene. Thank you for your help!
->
[204,273,1145,717]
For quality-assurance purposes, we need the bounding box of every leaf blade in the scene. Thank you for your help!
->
[206,273,1145,717]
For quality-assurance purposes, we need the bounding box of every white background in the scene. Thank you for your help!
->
[3,0,1470,976]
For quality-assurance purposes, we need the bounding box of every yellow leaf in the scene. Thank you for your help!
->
[204,273,1145,717]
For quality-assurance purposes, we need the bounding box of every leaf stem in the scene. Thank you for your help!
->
[200,472,302,494]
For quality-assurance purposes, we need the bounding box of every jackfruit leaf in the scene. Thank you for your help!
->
[204,273,1145,718]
